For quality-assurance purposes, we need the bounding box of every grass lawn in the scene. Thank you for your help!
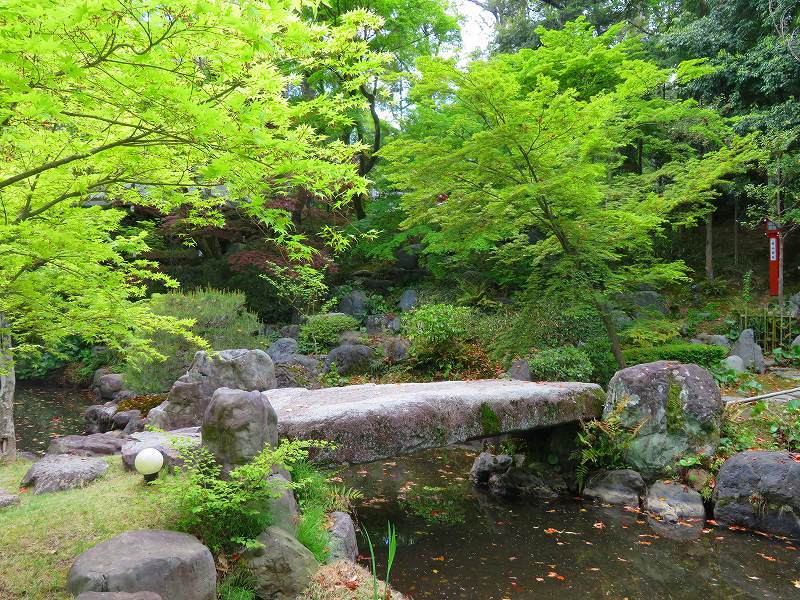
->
[0,457,172,600]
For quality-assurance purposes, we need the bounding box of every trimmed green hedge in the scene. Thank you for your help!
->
[528,346,593,382]
[623,343,727,369]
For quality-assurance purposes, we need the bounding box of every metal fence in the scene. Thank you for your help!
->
[735,310,800,354]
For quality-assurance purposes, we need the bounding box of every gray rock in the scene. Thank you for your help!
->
[507,358,531,381]
[267,474,299,533]
[730,329,766,373]
[722,355,746,374]
[381,337,411,364]
[85,403,118,434]
[77,593,162,600]
[20,455,108,494]
[694,333,731,348]
[47,433,125,457]
[112,410,141,431]
[395,245,423,271]
[714,450,800,538]
[201,387,278,475]
[488,463,568,499]
[122,416,146,435]
[469,452,512,486]
[267,380,604,464]
[121,427,201,471]
[279,324,301,340]
[149,349,276,430]
[98,374,124,400]
[645,481,705,523]
[605,361,723,479]
[267,338,299,362]
[274,354,322,389]
[338,330,363,346]
[92,368,111,388]
[338,290,368,317]
[0,488,19,509]
[67,530,215,600]
[328,512,358,562]
[324,344,374,375]
[611,309,633,330]
[398,289,418,312]
[112,390,137,403]
[623,290,669,317]
[793,334,800,347]
[365,314,401,334]
[242,526,319,600]
[583,469,645,507]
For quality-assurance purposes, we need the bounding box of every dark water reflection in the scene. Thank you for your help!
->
[13,385,93,453]
[340,448,800,600]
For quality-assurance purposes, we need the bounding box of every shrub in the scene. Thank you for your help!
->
[159,439,317,555]
[623,343,727,369]
[403,303,473,355]
[296,504,330,563]
[582,340,619,386]
[123,289,266,393]
[527,346,593,382]
[298,314,361,354]
[619,318,681,347]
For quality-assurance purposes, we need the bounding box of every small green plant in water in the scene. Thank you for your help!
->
[364,522,398,600]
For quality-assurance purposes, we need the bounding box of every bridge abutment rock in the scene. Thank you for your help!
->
[266,380,604,463]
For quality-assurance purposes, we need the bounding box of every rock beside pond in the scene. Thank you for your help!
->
[202,387,278,475]
[583,469,645,507]
[120,427,201,471]
[714,450,800,538]
[730,329,765,373]
[77,593,163,600]
[469,452,512,486]
[97,373,124,400]
[67,530,215,600]
[645,481,705,523]
[47,432,126,457]
[605,361,723,480]
[242,526,318,600]
[85,402,118,434]
[20,454,108,494]
[328,512,358,563]
[0,488,20,509]
[488,462,568,499]
[112,410,141,431]
[149,349,277,430]
[324,344,373,375]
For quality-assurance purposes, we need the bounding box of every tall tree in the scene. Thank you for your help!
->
[381,20,758,365]
[0,0,383,460]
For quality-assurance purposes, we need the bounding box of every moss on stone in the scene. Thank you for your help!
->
[666,379,684,434]
[480,403,501,436]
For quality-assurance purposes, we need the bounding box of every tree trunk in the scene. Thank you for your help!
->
[705,212,714,280]
[598,303,626,370]
[779,232,785,311]
[0,314,15,462]
[734,196,739,268]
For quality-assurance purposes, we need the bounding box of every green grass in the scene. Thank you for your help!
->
[0,458,171,600]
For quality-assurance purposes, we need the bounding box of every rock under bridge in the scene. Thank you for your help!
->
[265,380,604,463]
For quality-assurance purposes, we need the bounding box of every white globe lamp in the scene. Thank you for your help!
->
[134,447,164,482]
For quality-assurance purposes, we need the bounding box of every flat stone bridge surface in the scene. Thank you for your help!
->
[265,379,604,463]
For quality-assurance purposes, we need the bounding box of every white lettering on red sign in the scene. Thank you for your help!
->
[770,238,777,261]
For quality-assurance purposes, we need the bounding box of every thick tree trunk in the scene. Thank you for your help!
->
[779,233,785,311]
[705,212,714,280]
[734,196,739,268]
[0,315,15,462]
[598,302,626,370]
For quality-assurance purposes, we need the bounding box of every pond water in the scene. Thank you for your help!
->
[339,448,800,600]
[13,385,94,453]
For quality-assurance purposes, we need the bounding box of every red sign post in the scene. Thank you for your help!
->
[765,220,781,296]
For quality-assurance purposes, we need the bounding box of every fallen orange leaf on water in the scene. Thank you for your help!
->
[544,528,559,534]
[547,572,565,580]
[432,556,445,561]
[758,553,776,562]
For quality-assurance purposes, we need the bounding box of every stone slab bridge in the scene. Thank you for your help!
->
[265,380,605,463]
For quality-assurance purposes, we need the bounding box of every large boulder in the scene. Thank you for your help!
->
[713,451,800,538]
[582,469,645,507]
[507,358,531,381]
[149,349,276,430]
[47,433,125,457]
[324,344,374,375]
[201,387,278,475]
[267,473,299,534]
[398,289,418,312]
[77,593,162,600]
[267,338,300,362]
[730,329,766,373]
[365,314,401,334]
[121,427,201,471]
[0,488,19,509]
[469,452,512,486]
[67,530,215,600]
[20,455,108,494]
[605,361,723,479]
[242,526,319,600]
[328,512,358,563]
[488,462,568,499]
[381,337,411,364]
[97,373,124,400]
[338,291,368,317]
[645,481,705,523]
[273,354,322,389]
[722,355,746,374]
[85,403,118,434]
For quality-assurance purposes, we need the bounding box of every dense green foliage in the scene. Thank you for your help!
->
[527,346,593,382]
[623,343,728,368]
[299,313,361,354]
[124,289,266,393]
